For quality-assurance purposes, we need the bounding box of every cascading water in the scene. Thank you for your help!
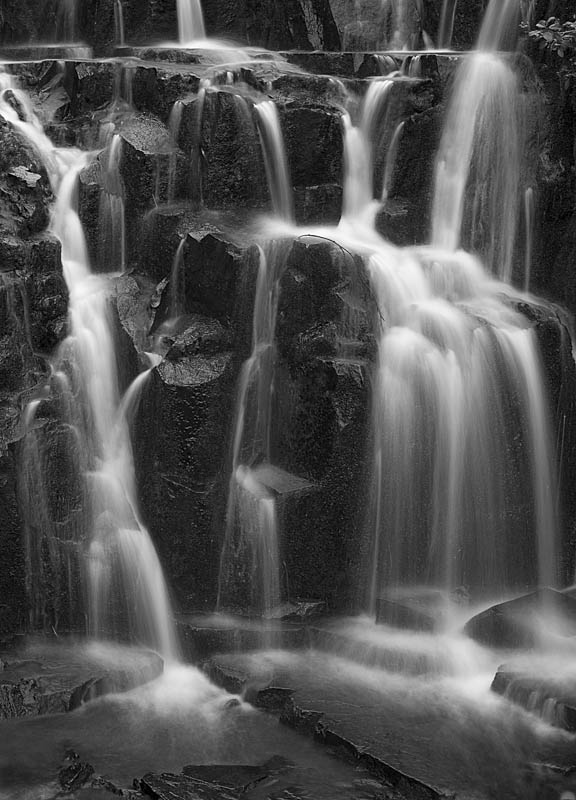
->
[98,133,126,272]
[1,74,177,658]
[254,100,294,222]
[217,243,283,618]
[177,0,206,45]
[355,0,560,611]
[56,0,78,42]
[437,0,457,49]
[218,103,295,621]
[431,0,525,283]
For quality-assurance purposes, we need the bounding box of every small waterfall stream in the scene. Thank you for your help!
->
[177,0,206,44]
[0,75,177,658]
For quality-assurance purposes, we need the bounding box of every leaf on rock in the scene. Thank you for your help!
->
[8,166,42,187]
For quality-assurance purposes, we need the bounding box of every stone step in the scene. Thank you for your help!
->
[464,588,576,649]
[492,665,576,733]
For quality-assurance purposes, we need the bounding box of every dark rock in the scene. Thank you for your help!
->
[59,752,95,792]
[375,591,446,632]
[251,686,295,711]
[139,773,240,800]
[203,0,341,51]
[0,447,25,636]
[181,763,269,792]
[202,659,249,696]
[166,317,231,360]
[176,615,304,662]
[200,90,267,209]
[263,600,325,621]
[0,642,163,719]
[491,665,576,732]
[0,117,52,238]
[132,66,201,124]
[133,341,237,609]
[464,588,576,649]
[281,104,343,188]
[294,183,342,226]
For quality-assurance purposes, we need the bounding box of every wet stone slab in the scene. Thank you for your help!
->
[201,647,576,800]
[0,636,163,719]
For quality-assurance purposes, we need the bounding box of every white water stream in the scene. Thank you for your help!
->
[0,73,177,658]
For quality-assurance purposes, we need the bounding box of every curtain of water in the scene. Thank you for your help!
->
[431,54,522,284]
[177,0,206,45]
[1,74,177,658]
[254,101,294,223]
[99,133,126,272]
[437,0,457,49]
[56,0,78,42]
[218,243,287,618]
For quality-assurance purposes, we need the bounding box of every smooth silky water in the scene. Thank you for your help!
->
[1,0,575,797]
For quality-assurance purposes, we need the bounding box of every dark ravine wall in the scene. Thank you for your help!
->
[0,15,576,629]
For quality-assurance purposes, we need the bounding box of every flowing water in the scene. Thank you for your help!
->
[1,1,575,796]
[438,0,458,49]
[0,74,177,658]
[217,243,285,619]
[177,0,206,45]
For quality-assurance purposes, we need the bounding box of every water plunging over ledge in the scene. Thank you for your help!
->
[0,73,177,659]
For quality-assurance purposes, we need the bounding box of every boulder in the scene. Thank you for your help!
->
[375,591,446,632]
[491,665,576,732]
[464,588,576,649]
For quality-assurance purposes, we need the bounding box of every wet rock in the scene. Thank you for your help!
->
[133,341,237,609]
[0,642,163,720]
[165,317,231,360]
[114,272,157,360]
[263,600,325,621]
[280,51,357,77]
[66,62,116,118]
[181,763,270,792]
[491,665,576,733]
[132,66,201,125]
[281,104,343,188]
[202,0,340,51]
[140,772,240,800]
[26,234,68,352]
[0,447,25,636]
[59,751,95,792]
[200,90,267,209]
[202,659,249,696]
[375,591,445,632]
[176,615,304,662]
[0,116,52,239]
[464,588,576,649]
[376,106,443,246]
[251,686,295,711]
[294,183,342,226]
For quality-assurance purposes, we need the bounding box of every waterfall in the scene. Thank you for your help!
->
[332,63,559,610]
[2,75,178,658]
[341,79,394,225]
[438,0,457,49]
[56,0,78,42]
[431,0,526,284]
[431,53,522,283]
[114,0,125,47]
[177,0,206,45]
[99,133,126,272]
[255,100,294,222]
[218,243,286,620]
